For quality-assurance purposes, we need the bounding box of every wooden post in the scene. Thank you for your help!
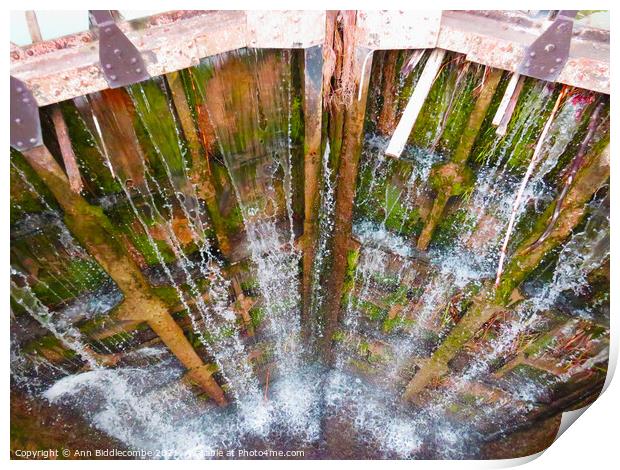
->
[25,10,83,194]
[377,50,400,135]
[385,48,446,158]
[50,106,83,194]
[492,73,525,136]
[301,45,324,337]
[321,45,374,361]
[25,11,42,43]
[492,72,520,126]
[20,145,228,406]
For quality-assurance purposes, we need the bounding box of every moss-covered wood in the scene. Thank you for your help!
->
[417,68,503,250]
[403,143,609,402]
[20,145,228,405]
[322,46,374,361]
[166,70,231,257]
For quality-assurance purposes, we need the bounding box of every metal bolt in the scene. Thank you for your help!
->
[15,118,21,124]
[110,74,117,81]
[556,57,563,63]
[17,141,23,147]
[29,137,37,143]
[529,51,536,57]
[16,87,23,93]
[22,98,29,103]
[549,68,556,74]
[105,27,112,33]
[130,57,137,64]
[135,68,142,74]
[105,63,112,69]
[545,44,556,52]
[113,48,121,55]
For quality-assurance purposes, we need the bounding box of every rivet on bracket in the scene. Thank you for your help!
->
[518,10,578,82]
[89,10,150,88]
[10,76,42,152]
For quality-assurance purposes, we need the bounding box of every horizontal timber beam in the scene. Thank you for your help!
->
[436,10,609,94]
[10,10,326,106]
[10,10,608,107]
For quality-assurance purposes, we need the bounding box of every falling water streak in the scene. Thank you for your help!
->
[284,52,297,249]
[202,50,303,374]
[88,108,263,412]
[11,272,100,370]
[309,140,335,338]
[464,82,554,242]
[128,84,211,243]
[189,50,324,437]
[11,160,57,213]
[28,229,85,297]
[368,82,569,389]
[495,88,568,286]
[428,202,609,423]
[9,45,610,460]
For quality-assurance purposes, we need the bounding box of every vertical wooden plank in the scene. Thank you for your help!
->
[492,72,525,136]
[385,48,446,158]
[301,45,324,337]
[26,10,84,194]
[322,45,374,361]
[50,106,84,194]
[25,11,43,43]
[377,50,400,135]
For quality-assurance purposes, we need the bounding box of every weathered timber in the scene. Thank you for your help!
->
[417,67,503,250]
[377,50,401,135]
[166,70,231,257]
[20,145,228,405]
[495,87,569,288]
[50,105,83,194]
[322,45,374,361]
[385,48,446,158]
[496,143,610,301]
[11,11,608,108]
[11,11,326,107]
[403,143,609,402]
[301,45,324,338]
[492,72,520,127]
[25,11,43,43]
[496,75,525,136]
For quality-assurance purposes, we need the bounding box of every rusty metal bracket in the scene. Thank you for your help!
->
[518,10,577,82]
[89,10,150,88]
[10,76,42,151]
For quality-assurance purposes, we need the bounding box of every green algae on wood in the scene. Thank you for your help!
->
[321,49,374,362]
[354,156,425,237]
[10,149,59,224]
[496,143,610,303]
[19,145,228,405]
[403,143,610,402]
[58,101,121,196]
[166,70,232,257]
[417,67,503,250]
